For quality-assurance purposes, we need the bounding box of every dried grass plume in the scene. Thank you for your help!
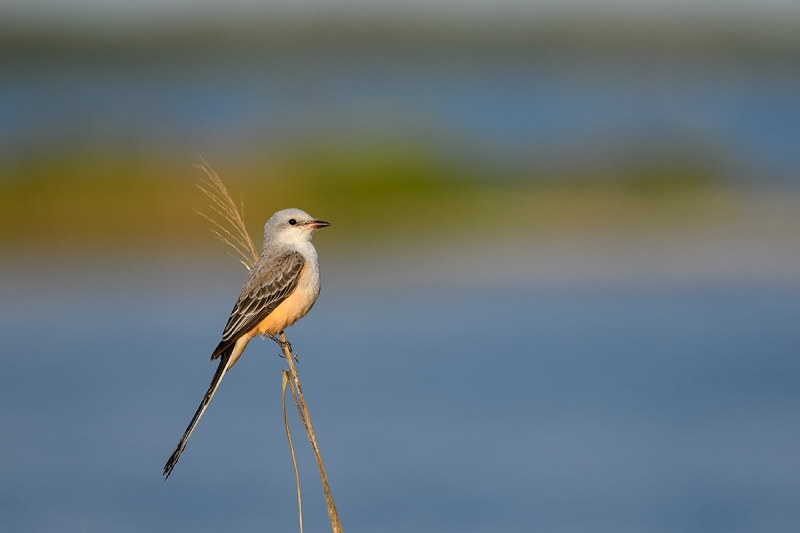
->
[195,159,260,269]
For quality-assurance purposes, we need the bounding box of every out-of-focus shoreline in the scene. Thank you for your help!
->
[2,164,798,288]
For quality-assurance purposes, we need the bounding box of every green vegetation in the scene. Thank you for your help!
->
[0,143,725,256]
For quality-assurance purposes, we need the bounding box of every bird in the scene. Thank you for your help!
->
[163,208,330,479]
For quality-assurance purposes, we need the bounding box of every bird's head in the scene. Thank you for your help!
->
[264,208,330,246]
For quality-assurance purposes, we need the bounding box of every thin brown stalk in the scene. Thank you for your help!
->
[282,371,304,533]
[195,160,259,269]
[280,332,343,533]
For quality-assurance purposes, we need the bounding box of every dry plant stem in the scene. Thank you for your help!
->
[280,331,343,533]
[195,160,259,270]
[282,371,304,533]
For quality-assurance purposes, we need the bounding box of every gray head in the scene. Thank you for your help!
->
[263,208,330,248]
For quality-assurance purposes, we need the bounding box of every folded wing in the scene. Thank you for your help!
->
[211,251,305,360]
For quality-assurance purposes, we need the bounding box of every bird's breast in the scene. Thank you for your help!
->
[253,263,320,336]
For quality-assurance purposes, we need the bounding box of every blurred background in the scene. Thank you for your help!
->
[1,1,799,532]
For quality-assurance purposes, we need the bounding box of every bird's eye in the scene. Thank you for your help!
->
[288,219,297,225]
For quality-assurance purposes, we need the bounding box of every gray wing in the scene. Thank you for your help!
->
[210,251,305,360]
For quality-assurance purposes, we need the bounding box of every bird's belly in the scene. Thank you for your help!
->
[254,284,317,336]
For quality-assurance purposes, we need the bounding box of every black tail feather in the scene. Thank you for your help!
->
[163,347,233,479]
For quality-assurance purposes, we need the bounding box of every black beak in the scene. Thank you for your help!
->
[307,219,330,229]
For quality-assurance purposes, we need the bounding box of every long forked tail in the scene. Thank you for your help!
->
[163,348,233,479]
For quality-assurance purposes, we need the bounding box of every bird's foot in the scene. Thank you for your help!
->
[265,333,293,356]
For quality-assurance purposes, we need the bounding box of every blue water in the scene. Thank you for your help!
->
[1,52,799,178]
[1,260,798,532]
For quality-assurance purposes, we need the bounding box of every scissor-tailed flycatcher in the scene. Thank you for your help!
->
[163,208,329,479]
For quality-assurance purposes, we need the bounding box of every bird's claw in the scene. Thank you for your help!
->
[265,333,294,358]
